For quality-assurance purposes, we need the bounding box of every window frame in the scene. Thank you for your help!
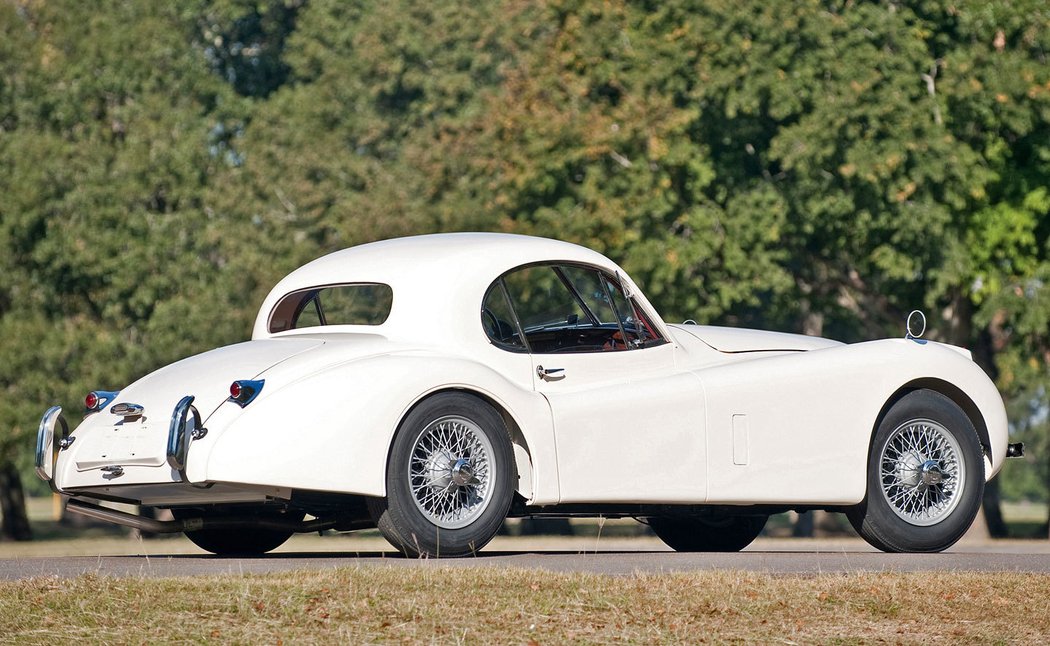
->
[267,282,394,333]
[481,262,666,355]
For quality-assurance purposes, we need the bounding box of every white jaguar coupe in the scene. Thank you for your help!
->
[36,233,1020,556]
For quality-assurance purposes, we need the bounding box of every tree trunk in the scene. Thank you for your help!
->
[944,297,1010,539]
[971,327,1010,538]
[792,511,814,537]
[0,463,32,541]
[518,517,574,536]
[981,477,1009,538]
[791,304,824,539]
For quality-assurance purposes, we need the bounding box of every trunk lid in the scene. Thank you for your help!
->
[69,338,325,472]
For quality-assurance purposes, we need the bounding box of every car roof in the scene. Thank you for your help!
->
[251,233,634,343]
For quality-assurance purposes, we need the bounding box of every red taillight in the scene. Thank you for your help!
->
[85,392,100,410]
[228,379,263,407]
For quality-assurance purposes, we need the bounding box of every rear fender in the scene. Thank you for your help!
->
[199,352,555,502]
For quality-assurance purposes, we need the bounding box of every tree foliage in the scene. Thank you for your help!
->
[1,0,1048,535]
[0,1,250,504]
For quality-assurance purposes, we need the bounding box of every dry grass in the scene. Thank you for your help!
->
[0,530,671,558]
[2,567,1047,644]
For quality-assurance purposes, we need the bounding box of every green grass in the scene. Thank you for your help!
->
[2,568,1048,643]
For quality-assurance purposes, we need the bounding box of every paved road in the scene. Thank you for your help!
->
[3,538,1049,580]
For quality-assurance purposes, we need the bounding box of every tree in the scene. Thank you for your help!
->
[0,1,246,538]
[211,0,536,266]
[2,0,1047,541]
[419,0,1050,532]
[416,1,792,323]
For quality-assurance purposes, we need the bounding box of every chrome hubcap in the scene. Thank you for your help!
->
[409,416,493,529]
[450,458,478,487]
[879,419,964,526]
[920,460,944,485]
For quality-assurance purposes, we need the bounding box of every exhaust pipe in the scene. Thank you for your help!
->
[67,499,182,533]
[65,499,368,534]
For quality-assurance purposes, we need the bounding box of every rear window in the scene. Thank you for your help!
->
[268,283,393,333]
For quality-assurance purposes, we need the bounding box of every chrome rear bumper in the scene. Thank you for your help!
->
[36,395,208,493]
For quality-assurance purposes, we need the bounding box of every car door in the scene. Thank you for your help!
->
[484,263,707,504]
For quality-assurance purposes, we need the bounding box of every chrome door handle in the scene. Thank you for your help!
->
[536,366,566,382]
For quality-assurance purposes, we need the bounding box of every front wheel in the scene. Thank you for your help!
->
[648,513,768,552]
[848,389,984,553]
[368,393,515,557]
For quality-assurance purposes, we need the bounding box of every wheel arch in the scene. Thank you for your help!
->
[872,378,993,475]
[390,386,533,500]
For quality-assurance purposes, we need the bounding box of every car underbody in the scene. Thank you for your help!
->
[63,486,839,539]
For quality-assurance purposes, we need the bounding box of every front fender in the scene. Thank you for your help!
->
[886,341,1008,478]
[701,338,1008,505]
[194,351,555,502]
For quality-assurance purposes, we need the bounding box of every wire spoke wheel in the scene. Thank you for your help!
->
[408,415,495,530]
[849,390,983,553]
[370,393,515,557]
[878,419,964,526]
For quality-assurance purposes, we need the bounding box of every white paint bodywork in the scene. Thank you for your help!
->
[45,233,1009,511]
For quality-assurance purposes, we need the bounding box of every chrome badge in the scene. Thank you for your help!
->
[110,402,145,418]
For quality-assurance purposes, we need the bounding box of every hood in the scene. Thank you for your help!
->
[672,324,843,353]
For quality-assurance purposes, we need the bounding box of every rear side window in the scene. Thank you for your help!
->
[268,283,393,333]
[482,281,527,351]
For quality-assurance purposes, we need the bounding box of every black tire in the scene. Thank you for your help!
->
[172,507,301,556]
[649,513,768,552]
[368,392,515,558]
[848,389,984,553]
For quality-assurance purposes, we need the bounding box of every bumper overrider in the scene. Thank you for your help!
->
[35,395,208,493]
[166,395,208,485]
[34,406,69,493]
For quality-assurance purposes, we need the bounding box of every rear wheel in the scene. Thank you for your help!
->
[649,513,768,552]
[368,393,515,557]
[172,507,302,556]
[848,390,984,553]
